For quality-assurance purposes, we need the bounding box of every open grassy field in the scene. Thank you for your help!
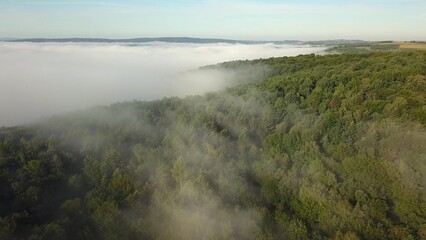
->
[399,42,426,50]
[328,41,426,53]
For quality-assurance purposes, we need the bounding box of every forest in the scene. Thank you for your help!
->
[1,51,425,239]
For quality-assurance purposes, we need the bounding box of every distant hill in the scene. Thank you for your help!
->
[8,37,244,44]
[4,37,368,45]
[305,39,370,45]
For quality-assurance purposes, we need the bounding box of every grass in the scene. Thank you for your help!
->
[399,42,426,50]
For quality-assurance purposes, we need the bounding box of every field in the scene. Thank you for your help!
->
[399,42,426,50]
[328,41,426,53]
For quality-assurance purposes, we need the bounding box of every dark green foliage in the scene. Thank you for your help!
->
[1,52,425,239]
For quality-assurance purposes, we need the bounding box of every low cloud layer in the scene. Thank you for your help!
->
[0,42,326,126]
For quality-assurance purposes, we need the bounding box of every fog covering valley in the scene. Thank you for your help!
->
[1,50,425,239]
[1,0,426,238]
[0,42,326,127]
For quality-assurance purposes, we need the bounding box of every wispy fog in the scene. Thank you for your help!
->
[0,42,326,126]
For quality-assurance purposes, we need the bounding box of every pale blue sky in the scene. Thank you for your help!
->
[0,0,425,40]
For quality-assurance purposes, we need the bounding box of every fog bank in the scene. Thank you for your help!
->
[0,42,326,126]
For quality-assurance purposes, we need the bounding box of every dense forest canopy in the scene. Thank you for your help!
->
[1,51,425,239]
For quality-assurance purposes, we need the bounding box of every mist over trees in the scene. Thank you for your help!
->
[1,52,426,239]
[0,42,325,126]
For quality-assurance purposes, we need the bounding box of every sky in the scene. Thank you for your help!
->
[0,0,425,40]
